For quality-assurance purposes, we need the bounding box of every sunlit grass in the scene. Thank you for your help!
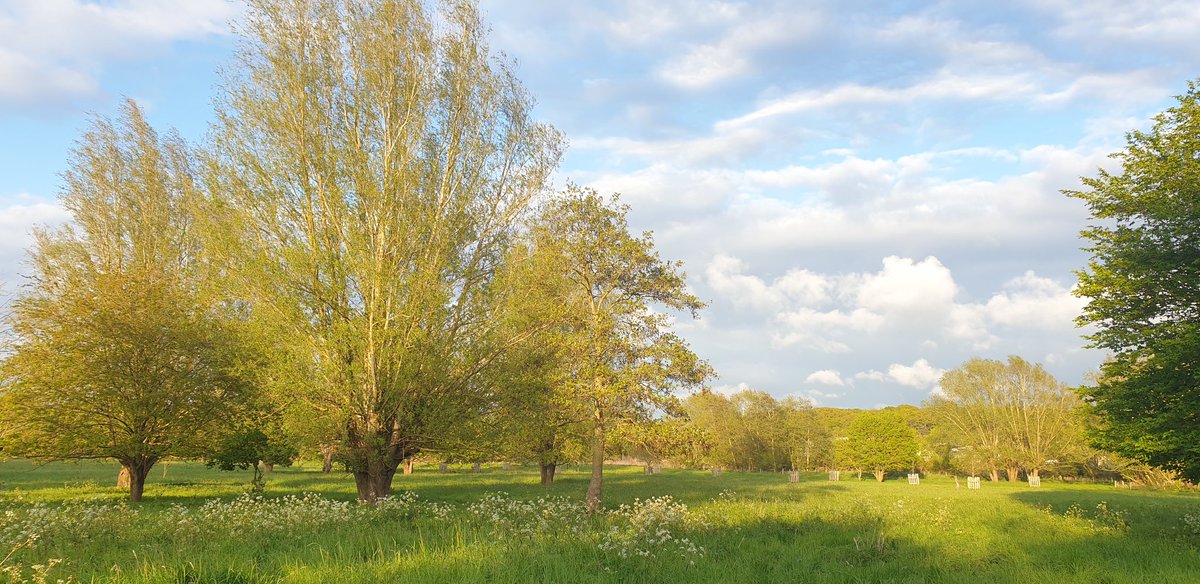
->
[2,459,1199,582]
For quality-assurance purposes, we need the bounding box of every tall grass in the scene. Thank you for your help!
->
[1,459,1198,582]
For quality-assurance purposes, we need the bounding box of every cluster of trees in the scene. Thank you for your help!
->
[0,0,708,507]
[626,357,1141,484]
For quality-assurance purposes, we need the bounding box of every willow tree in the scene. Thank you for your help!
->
[0,100,253,501]
[205,0,561,501]
[933,356,1083,481]
[527,187,710,513]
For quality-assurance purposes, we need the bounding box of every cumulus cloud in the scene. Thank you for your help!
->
[854,359,945,391]
[804,369,848,387]
[984,271,1086,331]
[0,0,238,109]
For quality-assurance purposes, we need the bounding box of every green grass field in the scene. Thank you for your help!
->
[2,459,1199,583]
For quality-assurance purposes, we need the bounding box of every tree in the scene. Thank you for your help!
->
[684,390,747,470]
[528,187,710,513]
[1067,80,1200,482]
[205,0,562,502]
[933,356,1085,481]
[206,428,299,492]
[781,396,831,471]
[841,410,919,481]
[0,101,255,501]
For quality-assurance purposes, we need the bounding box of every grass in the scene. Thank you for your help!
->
[2,459,1199,583]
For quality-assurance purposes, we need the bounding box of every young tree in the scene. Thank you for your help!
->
[205,0,562,502]
[0,101,255,501]
[1067,80,1200,482]
[841,410,919,482]
[529,187,710,513]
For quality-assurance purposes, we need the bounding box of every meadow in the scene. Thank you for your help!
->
[2,460,1199,583]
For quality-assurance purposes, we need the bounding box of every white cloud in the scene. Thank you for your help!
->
[885,359,945,389]
[854,360,944,390]
[705,254,829,313]
[0,199,72,280]
[0,0,239,108]
[856,256,958,316]
[984,271,1086,330]
[804,369,847,387]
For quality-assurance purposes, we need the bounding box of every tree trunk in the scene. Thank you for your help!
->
[117,466,131,489]
[585,404,605,514]
[353,465,397,503]
[1007,465,1021,482]
[540,462,557,485]
[321,448,334,473]
[873,469,885,482]
[1028,468,1040,480]
[403,457,414,475]
[261,462,274,474]
[989,467,1000,482]
[121,458,154,502]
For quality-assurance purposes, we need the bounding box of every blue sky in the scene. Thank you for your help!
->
[1,0,1197,407]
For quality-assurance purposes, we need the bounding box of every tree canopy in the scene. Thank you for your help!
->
[1067,80,1200,482]
[204,0,562,502]
[0,100,256,501]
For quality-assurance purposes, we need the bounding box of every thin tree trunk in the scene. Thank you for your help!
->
[585,403,604,514]
[874,469,885,482]
[990,467,1000,482]
[321,448,334,473]
[403,457,414,475]
[1007,465,1021,482]
[540,462,556,485]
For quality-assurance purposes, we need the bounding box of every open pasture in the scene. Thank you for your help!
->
[2,461,1199,583]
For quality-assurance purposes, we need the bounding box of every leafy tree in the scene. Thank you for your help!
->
[205,0,562,502]
[933,356,1085,481]
[207,428,299,492]
[841,410,919,481]
[482,240,583,485]
[1067,80,1200,482]
[781,396,832,471]
[527,187,710,513]
[0,101,255,501]
[683,390,747,470]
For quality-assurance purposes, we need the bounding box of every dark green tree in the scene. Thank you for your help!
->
[1067,81,1200,482]
[207,429,299,492]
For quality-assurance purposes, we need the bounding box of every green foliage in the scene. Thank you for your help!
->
[684,389,830,471]
[841,410,919,481]
[1066,80,1200,482]
[931,356,1085,479]
[0,100,257,502]
[206,430,299,492]
[204,0,563,501]
[519,187,711,510]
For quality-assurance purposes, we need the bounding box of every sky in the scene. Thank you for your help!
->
[1,0,1197,408]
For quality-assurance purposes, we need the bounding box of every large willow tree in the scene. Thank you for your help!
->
[205,0,561,501]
